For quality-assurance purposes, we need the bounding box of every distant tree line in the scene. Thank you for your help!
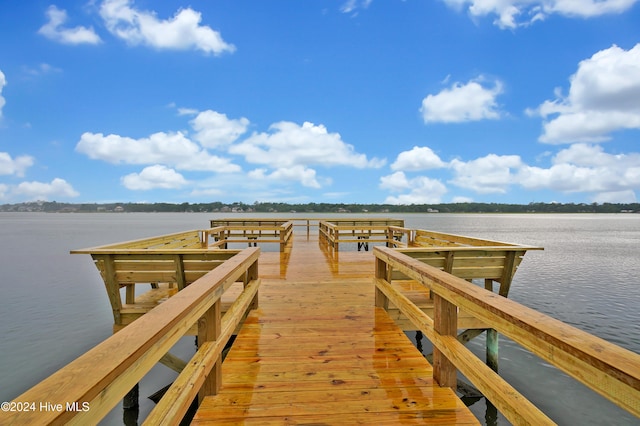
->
[1,200,638,214]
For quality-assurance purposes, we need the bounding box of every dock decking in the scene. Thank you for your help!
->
[5,217,639,426]
[192,232,479,424]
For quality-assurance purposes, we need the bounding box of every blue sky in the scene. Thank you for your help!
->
[1,0,639,205]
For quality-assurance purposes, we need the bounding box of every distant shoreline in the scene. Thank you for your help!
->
[2,201,638,214]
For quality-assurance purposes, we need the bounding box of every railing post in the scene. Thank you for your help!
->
[331,227,337,251]
[198,299,221,401]
[433,294,457,388]
[246,259,259,310]
[374,256,389,309]
[279,225,284,252]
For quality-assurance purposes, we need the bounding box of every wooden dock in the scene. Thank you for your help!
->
[192,233,478,424]
[4,217,639,426]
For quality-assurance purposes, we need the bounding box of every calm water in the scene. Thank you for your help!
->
[0,213,638,425]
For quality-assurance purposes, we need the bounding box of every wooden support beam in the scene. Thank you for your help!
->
[198,300,221,401]
[498,251,518,297]
[144,277,260,426]
[487,329,499,373]
[246,260,259,310]
[425,329,486,363]
[125,283,135,305]
[374,257,389,310]
[95,254,122,325]
[159,352,187,373]
[174,254,186,290]
[433,294,458,388]
[443,251,455,274]
[373,276,553,425]
[374,246,640,419]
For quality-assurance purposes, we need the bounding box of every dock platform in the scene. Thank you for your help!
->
[4,217,639,426]
[192,233,478,424]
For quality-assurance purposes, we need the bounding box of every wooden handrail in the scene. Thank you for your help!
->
[374,245,640,422]
[1,247,261,425]
[203,222,294,251]
[319,222,413,250]
[144,275,260,424]
[413,228,519,247]
[72,229,206,253]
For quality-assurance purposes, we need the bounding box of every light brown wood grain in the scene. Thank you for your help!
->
[375,245,640,418]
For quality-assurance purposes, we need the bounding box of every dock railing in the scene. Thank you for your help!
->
[1,247,261,425]
[72,230,244,333]
[207,220,294,251]
[374,245,640,425]
[319,219,409,250]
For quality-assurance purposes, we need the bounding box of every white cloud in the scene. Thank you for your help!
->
[177,107,199,116]
[441,0,638,29]
[0,70,6,117]
[14,178,79,200]
[341,0,373,14]
[190,110,249,148]
[38,5,102,45]
[421,78,503,123]
[591,190,637,203]
[391,146,446,171]
[450,154,523,193]
[100,0,235,55]
[533,44,640,143]
[380,143,639,203]
[230,121,385,169]
[249,166,321,188]
[453,196,474,203]
[380,171,412,192]
[0,152,34,177]
[23,63,62,77]
[122,165,188,190]
[518,144,640,199]
[0,184,7,200]
[380,171,447,204]
[553,142,638,167]
[190,187,224,197]
[76,131,240,172]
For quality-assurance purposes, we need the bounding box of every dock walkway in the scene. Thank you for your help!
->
[5,218,638,425]
[192,232,478,424]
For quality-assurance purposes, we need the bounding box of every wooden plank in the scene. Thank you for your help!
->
[73,230,204,252]
[143,277,261,425]
[2,248,260,425]
[414,229,515,247]
[193,235,477,425]
[94,254,122,324]
[196,387,471,420]
[174,254,186,290]
[198,299,222,398]
[498,250,519,296]
[433,293,457,388]
[375,246,640,418]
[50,220,573,425]
[193,412,479,425]
[374,277,553,425]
